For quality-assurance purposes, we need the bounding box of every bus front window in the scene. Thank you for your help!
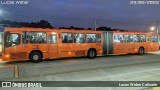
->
[5,33,20,47]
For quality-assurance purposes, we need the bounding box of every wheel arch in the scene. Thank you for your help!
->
[138,46,145,55]
[139,46,145,51]
[87,48,97,59]
[88,48,97,55]
[29,50,43,59]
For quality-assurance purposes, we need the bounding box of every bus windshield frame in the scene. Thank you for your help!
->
[4,32,20,48]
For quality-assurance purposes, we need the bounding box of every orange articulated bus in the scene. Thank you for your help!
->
[112,32,159,54]
[2,28,103,62]
[1,28,159,63]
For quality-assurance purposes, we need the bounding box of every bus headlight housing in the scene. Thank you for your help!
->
[3,53,10,61]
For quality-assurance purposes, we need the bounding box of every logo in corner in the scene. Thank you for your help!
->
[2,82,11,87]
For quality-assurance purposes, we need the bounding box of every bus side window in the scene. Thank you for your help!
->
[141,35,146,42]
[62,33,73,43]
[97,34,101,43]
[124,35,133,42]
[49,35,57,44]
[147,36,151,42]
[133,35,138,42]
[29,32,46,44]
[114,34,124,43]
[74,33,85,43]
[114,34,120,43]
[137,35,141,42]
[128,35,133,42]
[22,32,28,44]
[63,35,68,43]
[86,34,96,43]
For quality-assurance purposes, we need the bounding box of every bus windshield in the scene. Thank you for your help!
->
[4,32,20,48]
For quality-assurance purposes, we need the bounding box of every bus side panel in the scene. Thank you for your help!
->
[58,44,75,57]
[27,44,49,59]
[113,43,127,54]
[129,43,139,53]
[74,43,86,56]
[113,41,147,54]
[150,42,159,52]
[130,42,147,53]
[146,34,159,52]
[85,43,102,56]
[3,32,29,61]
[3,49,28,61]
[102,31,113,54]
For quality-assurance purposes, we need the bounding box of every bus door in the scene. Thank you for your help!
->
[21,31,30,60]
[146,36,151,52]
[58,32,75,57]
[73,33,86,56]
[112,33,125,54]
[123,34,133,53]
[48,33,58,59]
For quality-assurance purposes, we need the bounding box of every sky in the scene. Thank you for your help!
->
[0,0,160,31]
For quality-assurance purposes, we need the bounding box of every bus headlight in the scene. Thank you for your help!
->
[3,54,10,60]
[5,54,10,58]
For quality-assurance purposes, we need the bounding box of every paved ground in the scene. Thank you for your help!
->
[0,51,160,90]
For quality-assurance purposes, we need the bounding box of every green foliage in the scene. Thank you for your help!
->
[0,20,53,28]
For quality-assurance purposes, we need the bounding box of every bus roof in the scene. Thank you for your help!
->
[4,27,158,34]
[4,27,102,33]
[113,31,158,35]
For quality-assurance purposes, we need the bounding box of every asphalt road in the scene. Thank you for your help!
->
[0,51,160,90]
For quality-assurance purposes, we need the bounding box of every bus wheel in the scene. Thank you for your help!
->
[138,47,144,55]
[87,49,97,59]
[30,52,42,63]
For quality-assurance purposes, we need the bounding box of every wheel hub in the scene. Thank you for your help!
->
[90,51,95,57]
[33,55,39,60]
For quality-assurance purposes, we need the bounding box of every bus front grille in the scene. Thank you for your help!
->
[10,52,28,60]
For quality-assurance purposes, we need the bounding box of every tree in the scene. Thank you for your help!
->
[59,26,85,30]
[0,19,53,28]
[96,27,112,31]
[87,28,92,30]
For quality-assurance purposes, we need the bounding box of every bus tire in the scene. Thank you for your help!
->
[138,47,144,55]
[87,49,97,59]
[30,52,42,63]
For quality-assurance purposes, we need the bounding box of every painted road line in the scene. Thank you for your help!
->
[14,65,19,78]
[153,87,160,90]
